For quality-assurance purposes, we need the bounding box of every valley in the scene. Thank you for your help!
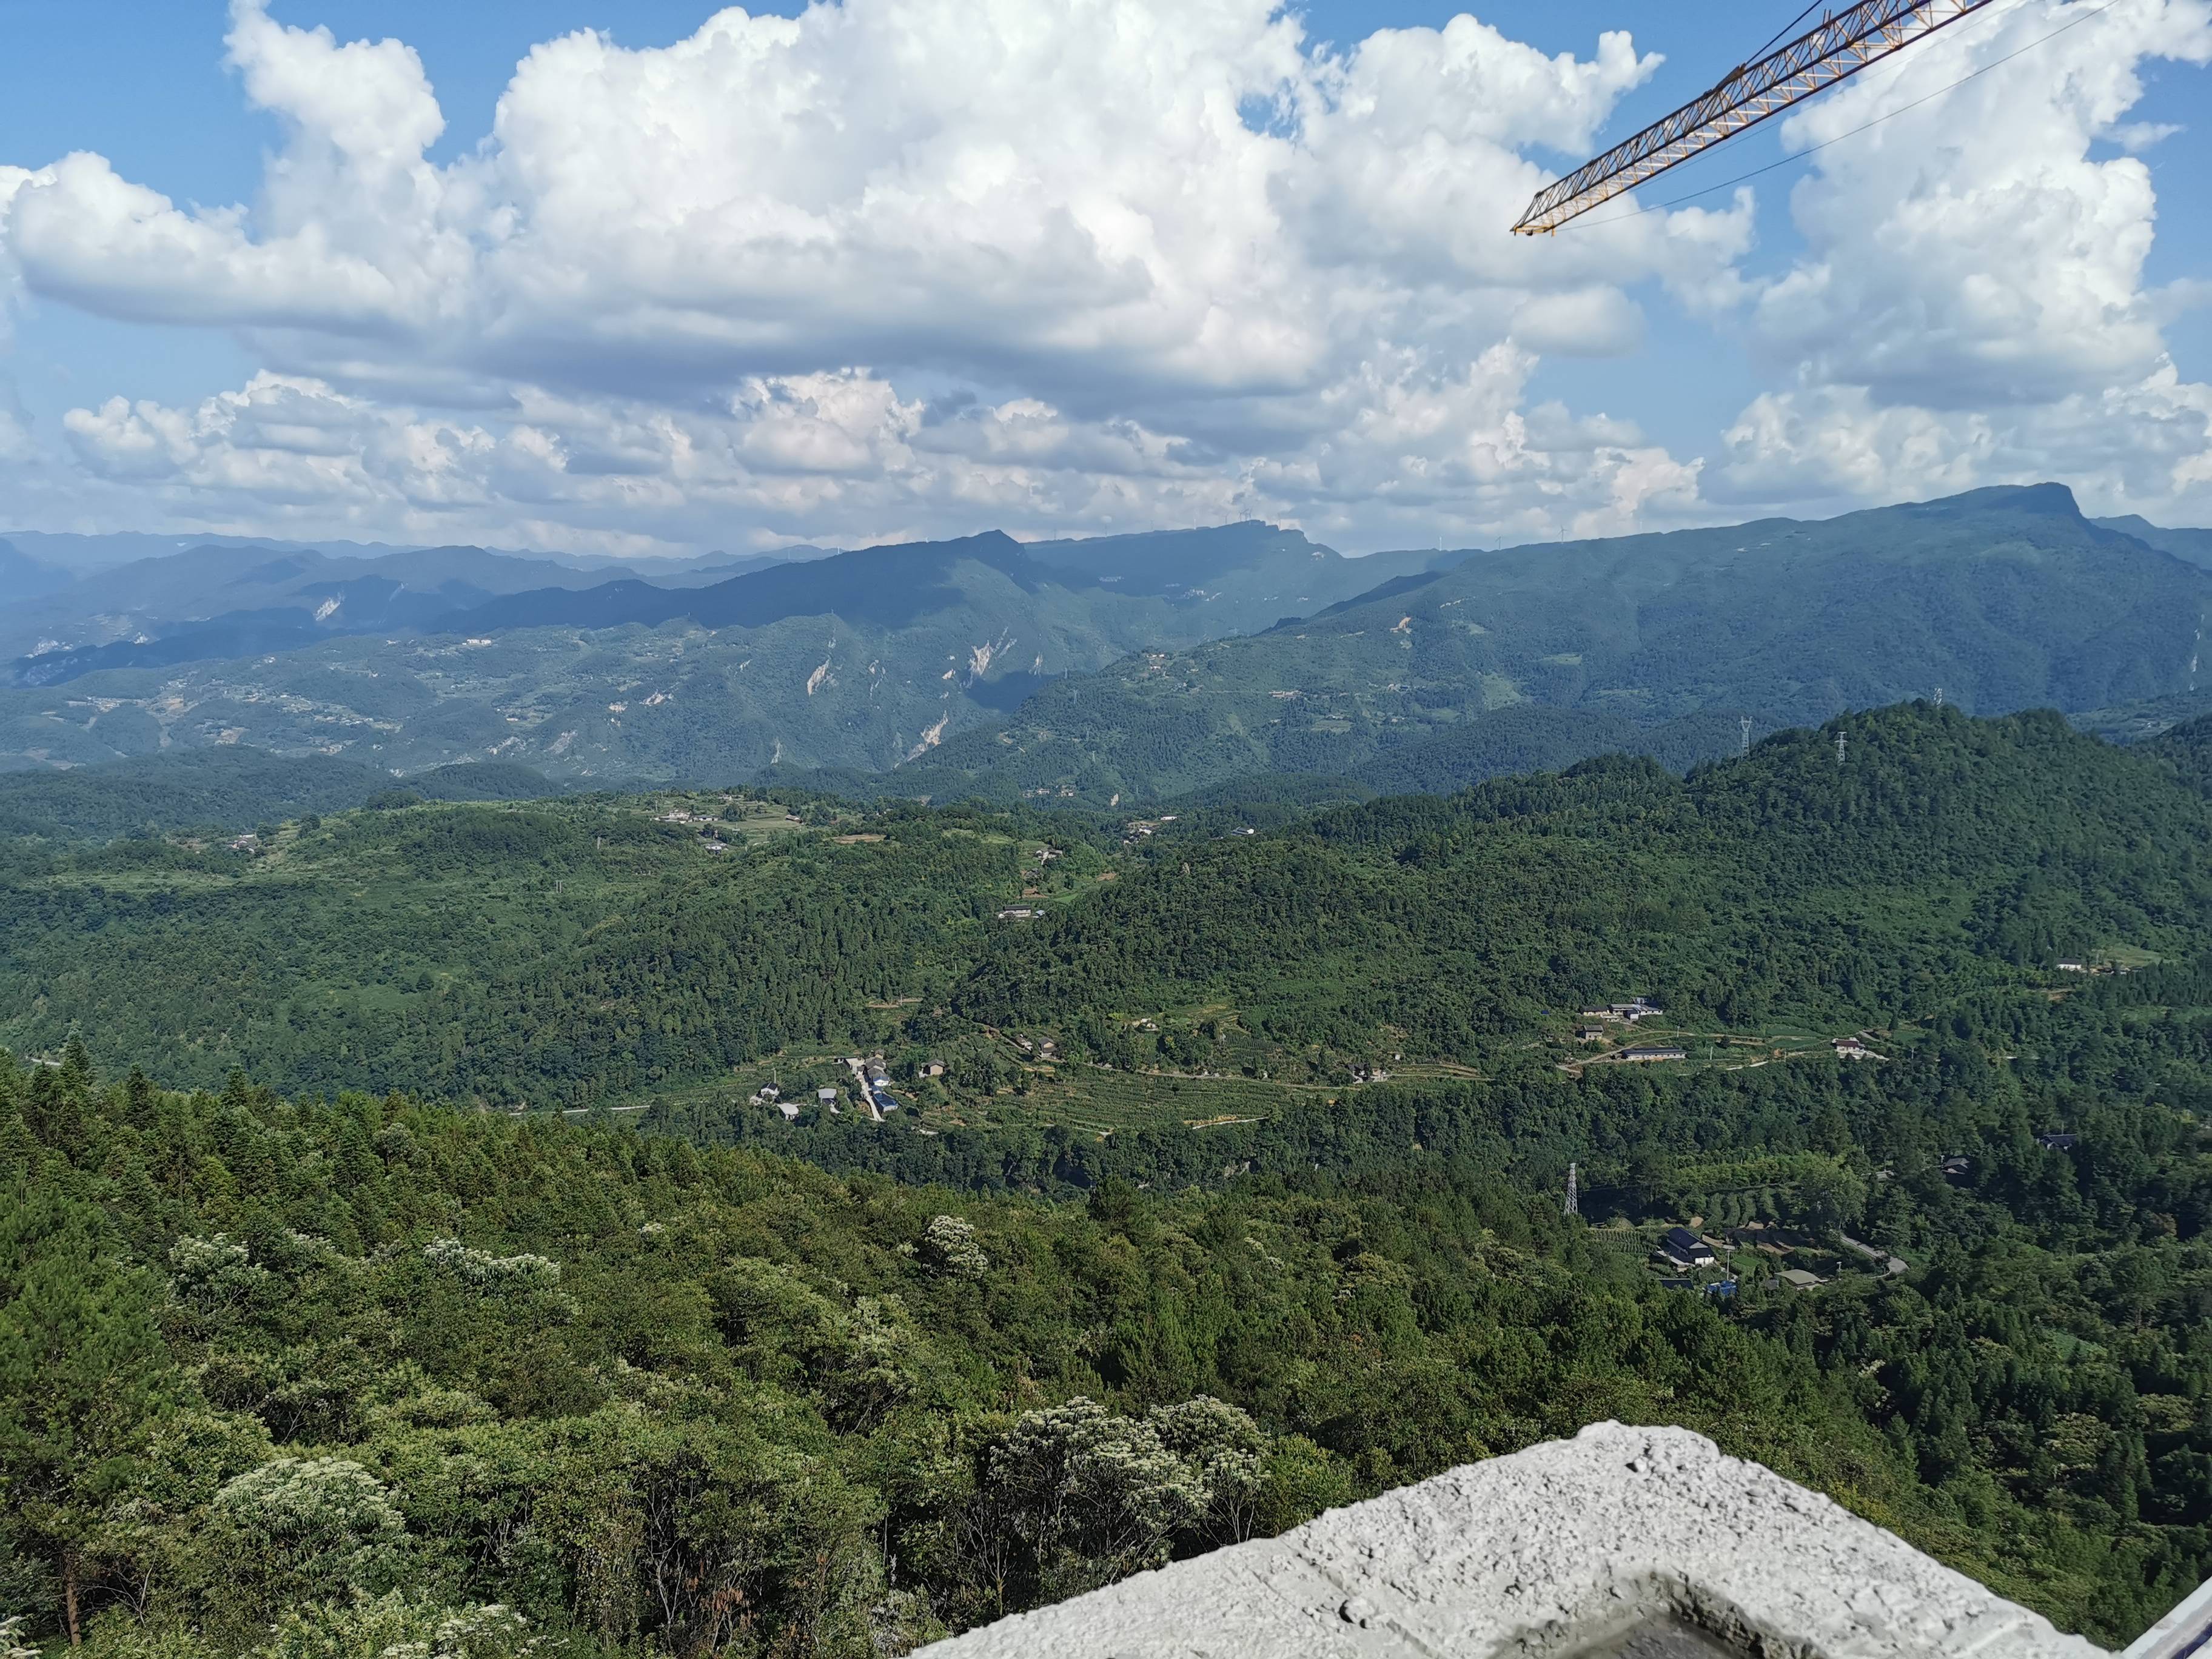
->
[12,4,2212,1654]
[9,504,2212,1659]
[9,699,2212,1650]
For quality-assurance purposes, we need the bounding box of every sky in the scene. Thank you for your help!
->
[1,0,2209,557]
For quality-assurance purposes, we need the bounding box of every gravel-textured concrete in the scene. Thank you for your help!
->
[920,1420,2108,1658]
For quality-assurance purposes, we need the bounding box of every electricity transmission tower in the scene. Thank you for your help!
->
[1837,732,1848,766]
[1740,716,1752,757]
[1512,0,2001,235]
[1564,1162,1580,1219]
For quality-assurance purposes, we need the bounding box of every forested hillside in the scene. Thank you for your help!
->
[901,484,2210,804]
[8,489,2204,800]
[0,792,1059,1101]
[0,749,562,843]
[7,703,2212,1655]
[0,526,1421,780]
[956,703,2212,1057]
[7,704,2210,1107]
[6,998,2211,1657]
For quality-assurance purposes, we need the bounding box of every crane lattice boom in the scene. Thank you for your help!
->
[1511,0,2000,235]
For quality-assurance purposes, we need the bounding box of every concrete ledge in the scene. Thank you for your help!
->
[920,1421,2108,1658]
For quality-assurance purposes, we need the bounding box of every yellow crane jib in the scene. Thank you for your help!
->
[1510,0,2000,235]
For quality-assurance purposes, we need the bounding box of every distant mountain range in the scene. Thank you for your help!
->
[2,484,2207,798]
[0,538,801,677]
[2095,515,2212,569]
[0,523,1428,779]
[899,484,2212,803]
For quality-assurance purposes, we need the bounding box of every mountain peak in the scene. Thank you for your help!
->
[1903,481,2082,520]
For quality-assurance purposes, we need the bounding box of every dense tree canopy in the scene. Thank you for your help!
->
[6,703,2212,1655]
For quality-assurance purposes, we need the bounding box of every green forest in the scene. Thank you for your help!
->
[10,703,2212,1104]
[5,702,2212,1655]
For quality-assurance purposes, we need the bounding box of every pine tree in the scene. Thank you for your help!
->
[0,1191,179,1644]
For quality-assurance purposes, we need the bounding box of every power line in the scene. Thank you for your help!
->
[1749,0,1831,65]
[1561,0,2125,232]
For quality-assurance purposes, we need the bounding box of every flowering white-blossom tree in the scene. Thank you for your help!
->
[980,1393,1268,1600]
[260,1593,537,1659]
[918,1215,990,1279]
[210,1458,405,1605]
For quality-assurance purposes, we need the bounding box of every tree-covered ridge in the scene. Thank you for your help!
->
[0,526,1432,782]
[959,705,2212,1053]
[5,1012,2210,1658]
[0,749,565,844]
[898,484,2211,805]
[0,792,1101,1101]
[7,703,2211,1108]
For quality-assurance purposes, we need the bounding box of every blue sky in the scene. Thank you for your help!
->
[2,0,2208,554]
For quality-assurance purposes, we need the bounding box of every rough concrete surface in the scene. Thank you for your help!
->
[919,1421,2109,1659]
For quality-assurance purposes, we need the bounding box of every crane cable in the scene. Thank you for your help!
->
[1557,0,2130,232]
[1747,0,1831,65]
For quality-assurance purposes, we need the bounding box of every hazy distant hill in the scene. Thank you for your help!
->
[8,486,2200,795]
[1,542,797,681]
[1022,520,1435,618]
[898,484,2210,803]
[0,538,72,603]
[434,523,1424,641]
[0,525,1419,781]
[2096,513,2212,570]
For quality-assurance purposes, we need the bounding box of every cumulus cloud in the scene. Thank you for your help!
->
[1717,0,2212,519]
[1,0,2207,549]
[0,0,1746,550]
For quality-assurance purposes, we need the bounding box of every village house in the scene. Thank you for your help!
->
[1620,1044,1687,1063]
[1726,1227,1794,1258]
[1657,1227,1716,1270]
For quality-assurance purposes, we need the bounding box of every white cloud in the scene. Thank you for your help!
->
[1,0,2207,549]
[0,0,1741,550]
[1718,0,2212,520]
[2110,119,2184,149]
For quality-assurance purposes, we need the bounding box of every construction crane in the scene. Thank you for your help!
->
[1512,0,2001,235]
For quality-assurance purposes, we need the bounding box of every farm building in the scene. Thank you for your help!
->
[1657,1227,1716,1269]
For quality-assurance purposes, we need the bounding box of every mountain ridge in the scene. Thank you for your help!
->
[891,484,2212,805]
